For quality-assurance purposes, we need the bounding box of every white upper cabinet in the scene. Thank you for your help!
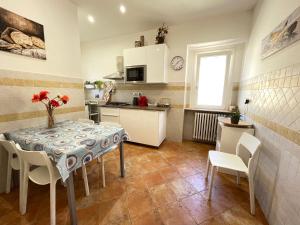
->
[123,44,169,83]
[146,44,168,83]
[123,47,146,67]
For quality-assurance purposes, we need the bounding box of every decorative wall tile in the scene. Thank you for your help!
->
[238,63,300,145]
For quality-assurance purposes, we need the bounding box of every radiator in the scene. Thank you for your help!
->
[193,112,226,143]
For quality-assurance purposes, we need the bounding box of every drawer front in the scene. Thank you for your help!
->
[100,107,120,116]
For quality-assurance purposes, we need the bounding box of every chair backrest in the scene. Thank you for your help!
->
[16,148,51,167]
[78,118,95,124]
[236,132,261,176]
[0,139,19,156]
[16,146,59,182]
[100,122,122,128]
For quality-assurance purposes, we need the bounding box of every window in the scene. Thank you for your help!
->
[195,52,231,109]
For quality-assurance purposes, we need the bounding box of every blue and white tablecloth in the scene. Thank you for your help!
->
[5,120,128,181]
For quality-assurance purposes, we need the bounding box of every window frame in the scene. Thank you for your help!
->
[191,50,233,110]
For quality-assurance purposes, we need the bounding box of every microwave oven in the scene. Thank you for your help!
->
[125,65,146,83]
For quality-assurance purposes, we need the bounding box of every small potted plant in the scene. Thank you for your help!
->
[94,80,104,89]
[230,109,241,124]
[155,24,168,44]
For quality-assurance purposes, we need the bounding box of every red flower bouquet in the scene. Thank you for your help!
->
[32,91,70,128]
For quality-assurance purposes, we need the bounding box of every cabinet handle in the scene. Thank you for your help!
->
[102,114,119,117]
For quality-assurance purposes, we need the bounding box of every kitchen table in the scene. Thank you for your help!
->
[5,120,128,225]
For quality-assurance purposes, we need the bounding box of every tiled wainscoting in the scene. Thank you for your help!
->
[113,83,186,142]
[0,69,86,132]
[237,63,300,225]
[0,69,86,193]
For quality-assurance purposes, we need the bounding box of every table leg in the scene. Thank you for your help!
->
[119,141,125,177]
[66,172,77,225]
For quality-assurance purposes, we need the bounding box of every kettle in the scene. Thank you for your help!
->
[138,96,148,107]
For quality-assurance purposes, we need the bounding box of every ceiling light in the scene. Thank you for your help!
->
[120,4,126,14]
[87,15,95,23]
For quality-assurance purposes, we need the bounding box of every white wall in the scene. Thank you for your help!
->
[242,0,300,80]
[0,0,81,78]
[238,0,300,224]
[81,11,253,82]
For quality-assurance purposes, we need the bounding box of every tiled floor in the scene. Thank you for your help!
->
[0,141,269,225]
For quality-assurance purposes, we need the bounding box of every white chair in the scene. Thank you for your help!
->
[99,122,122,188]
[0,135,22,195]
[77,118,95,196]
[77,119,120,196]
[17,147,61,225]
[205,132,261,215]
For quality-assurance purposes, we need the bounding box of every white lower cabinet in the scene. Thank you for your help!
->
[100,108,120,123]
[119,109,166,147]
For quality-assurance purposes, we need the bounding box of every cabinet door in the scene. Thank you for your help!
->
[123,47,146,67]
[100,108,120,123]
[146,44,168,83]
[120,109,159,146]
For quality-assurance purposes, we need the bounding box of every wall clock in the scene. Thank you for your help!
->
[171,56,184,71]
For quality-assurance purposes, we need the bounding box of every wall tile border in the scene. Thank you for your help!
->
[0,77,83,89]
[249,113,300,145]
[0,106,85,123]
[115,83,190,91]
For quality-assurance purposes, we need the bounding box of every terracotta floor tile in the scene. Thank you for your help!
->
[77,203,101,225]
[98,197,130,225]
[169,178,198,199]
[142,171,167,188]
[98,180,127,202]
[181,193,227,224]
[176,164,201,177]
[185,173,209,192]
[200,215,230,225]
[149,183,177,207]
[126,190,155,219]
[220,205,267,225]
[158,202,197,225]
[0,141,268,225]
[131,209,164,225]
[159,166,181,181]
[125,176,149,193]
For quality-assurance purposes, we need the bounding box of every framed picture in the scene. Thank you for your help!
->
[262,6,300,59]
[0,7,46,60]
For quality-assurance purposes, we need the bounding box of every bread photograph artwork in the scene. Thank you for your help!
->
[0,7,46,60]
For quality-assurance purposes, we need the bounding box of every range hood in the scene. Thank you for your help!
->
[103,56,124,80]
[103,72,124,80]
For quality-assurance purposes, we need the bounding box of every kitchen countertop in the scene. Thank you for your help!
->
[100,104,170,111]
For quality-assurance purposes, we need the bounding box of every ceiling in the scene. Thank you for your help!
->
[71,0,257,42]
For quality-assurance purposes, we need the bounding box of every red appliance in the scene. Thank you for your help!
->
[138,96,148,107]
